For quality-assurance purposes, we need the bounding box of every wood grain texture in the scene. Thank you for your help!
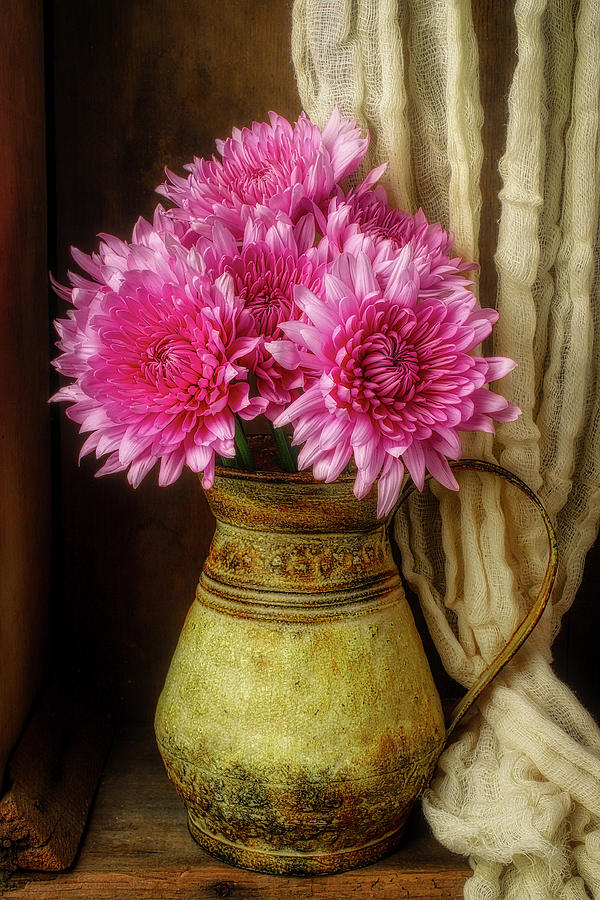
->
[472,0,517,308]
[4,729,469,898]
[51,0,302,722]
[0,679,111,872]
[48,0,599,729]
[0,0,51,784]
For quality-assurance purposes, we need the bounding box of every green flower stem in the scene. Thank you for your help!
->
[217,454,239,468]
[270,424,298,473]
[234,416,254,471]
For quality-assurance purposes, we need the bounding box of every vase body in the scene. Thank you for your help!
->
[154,469,446,875]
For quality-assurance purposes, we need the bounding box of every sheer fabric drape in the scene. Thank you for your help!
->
[292,1,600,896]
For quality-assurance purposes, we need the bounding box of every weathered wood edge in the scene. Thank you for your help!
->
[0,678,111,872]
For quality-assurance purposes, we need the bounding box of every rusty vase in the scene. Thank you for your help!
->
[154,456,556,876]
[154,466,446,875]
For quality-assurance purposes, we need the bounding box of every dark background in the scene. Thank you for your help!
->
[1,0,596,778]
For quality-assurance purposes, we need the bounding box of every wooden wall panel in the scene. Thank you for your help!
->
[473,1,516,308]
[0,1,50,781]
[50,0,599,725]
[52,0,301,721]
[472,0,599,717]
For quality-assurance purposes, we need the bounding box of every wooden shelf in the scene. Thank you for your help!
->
[3,728,469,898]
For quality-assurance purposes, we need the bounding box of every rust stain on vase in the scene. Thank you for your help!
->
[155,466,446,876]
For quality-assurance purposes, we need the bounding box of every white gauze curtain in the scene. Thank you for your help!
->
[292,1,600,896]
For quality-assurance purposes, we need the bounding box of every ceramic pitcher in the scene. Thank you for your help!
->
[154,460,556,875]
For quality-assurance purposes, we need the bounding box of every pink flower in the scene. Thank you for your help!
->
[158,109,369,239]
[324,182,476,302]
[192,210,325,419]
[52,219,265,490]
[273,252,520,517]
[51,206,185,394]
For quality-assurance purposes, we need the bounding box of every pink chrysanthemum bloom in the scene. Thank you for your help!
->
[158,108,369,239]
[192,209,326,419]
[272,251,520,518]
[50,205,187,386]
[52,222,265,490]
[324,177,475,302]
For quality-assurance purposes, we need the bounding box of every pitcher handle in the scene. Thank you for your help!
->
[397,459,558,740]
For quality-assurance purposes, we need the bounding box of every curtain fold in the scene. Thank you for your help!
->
[292,1,600,896]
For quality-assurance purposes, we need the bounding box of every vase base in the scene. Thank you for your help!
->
[187,812,407,876]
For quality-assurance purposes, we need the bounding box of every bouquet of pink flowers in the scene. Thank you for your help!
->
[52,110,519,517]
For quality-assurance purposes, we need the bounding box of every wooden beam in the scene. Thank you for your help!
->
[0,0,51,787]
[0,679,111,872]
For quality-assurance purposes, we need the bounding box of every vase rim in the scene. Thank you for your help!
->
[213,465,355,486]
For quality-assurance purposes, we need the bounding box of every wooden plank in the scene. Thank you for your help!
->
[0,0,51,784]
[0,679,111,872]
[472,0,517,309]
[51,0,302,723]
[4,728,469,898]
